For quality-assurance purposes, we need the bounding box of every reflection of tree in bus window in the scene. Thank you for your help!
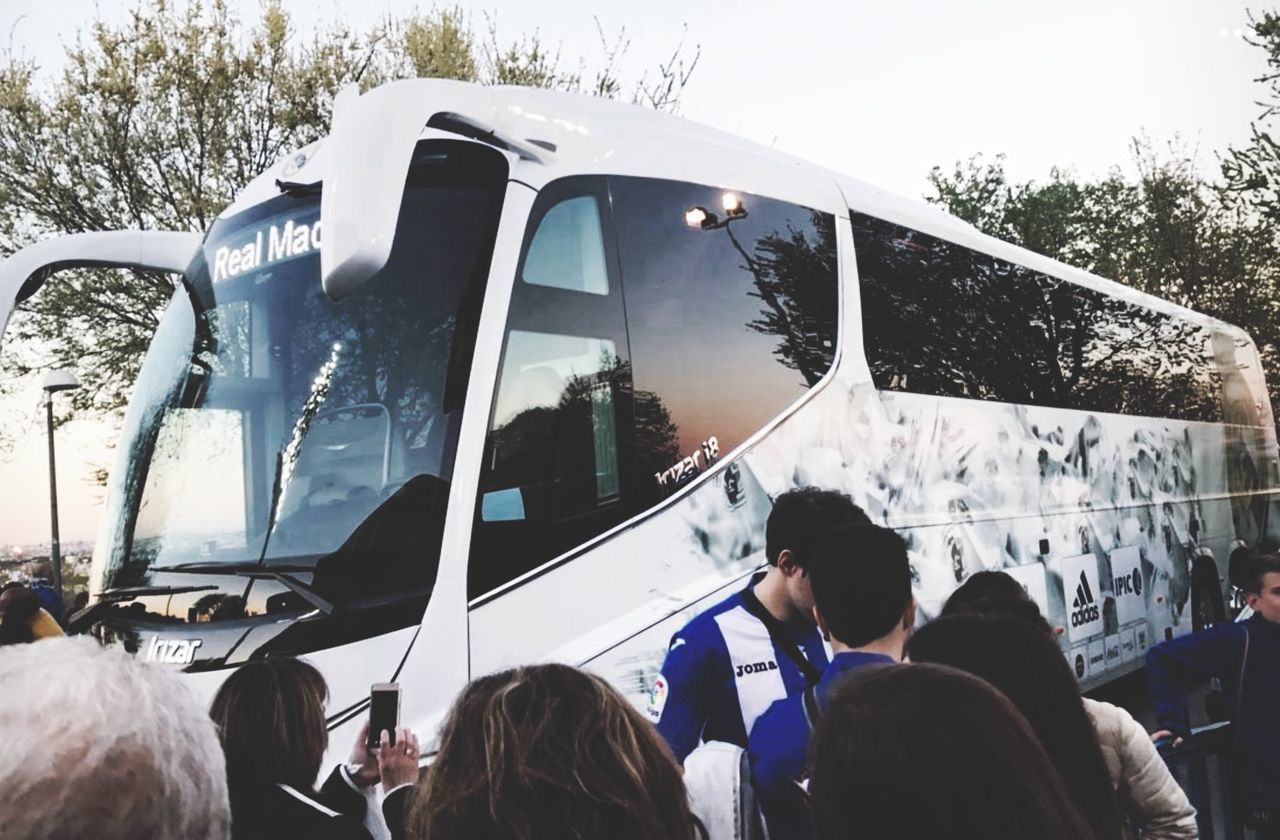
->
[854,211,1224,422]
[610,177,838,501]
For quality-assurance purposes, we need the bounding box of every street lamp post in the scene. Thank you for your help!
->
[42,370,80,594]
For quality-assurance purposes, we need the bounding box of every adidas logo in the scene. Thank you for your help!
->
[1072,571,1095,608]
[1070,571,1100,628]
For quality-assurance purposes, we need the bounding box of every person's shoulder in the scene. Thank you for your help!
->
[271,784,371,838]
[674,590,747,641]
[274,783,345,818]
[1248,613,1280,634]
[1082,695,1115,716]
[1082,697,1138,743]
[28,608,64,639]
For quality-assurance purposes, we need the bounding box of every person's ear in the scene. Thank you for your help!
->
[1245,590,1261,610]
[813,605,831,642]
[902,597,917,631]
[777,549,802,579]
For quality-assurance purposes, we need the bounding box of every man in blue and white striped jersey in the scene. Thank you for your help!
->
[648,487,870,762]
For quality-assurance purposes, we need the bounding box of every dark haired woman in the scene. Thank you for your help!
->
[811,662,1099,840]
[408,663,706,840]
[209,657,418,840]
[940,569,1051,629]
[910,611,1196,839]
[926,578,1192,840]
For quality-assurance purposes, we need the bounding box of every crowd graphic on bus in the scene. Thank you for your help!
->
[0,485,1277,839]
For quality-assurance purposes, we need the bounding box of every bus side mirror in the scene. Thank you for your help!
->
[320,82,457,302]
[319,80,547,301]
[0,230,201,340]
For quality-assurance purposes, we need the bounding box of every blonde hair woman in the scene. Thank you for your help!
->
[409,663,705,840]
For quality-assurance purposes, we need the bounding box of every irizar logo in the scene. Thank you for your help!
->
[1113,568,1143,597]
[735,660,779,678]
[1070,571,1100,627]
[144,636,203,666]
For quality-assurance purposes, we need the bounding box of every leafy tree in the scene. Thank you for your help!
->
[1223,10,1280,225]
[0,1,698,434]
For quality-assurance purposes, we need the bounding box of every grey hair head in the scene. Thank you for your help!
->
[0,637,230,839]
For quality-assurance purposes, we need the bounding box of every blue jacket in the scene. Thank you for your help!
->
[1147,614,1280,811]
[30,580,65,625]
[748,651,895,838]
[649,580,829,762]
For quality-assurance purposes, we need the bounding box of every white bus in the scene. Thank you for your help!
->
[2,79,1276,760]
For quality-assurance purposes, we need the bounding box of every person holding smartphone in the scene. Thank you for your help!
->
[210,658,419,840]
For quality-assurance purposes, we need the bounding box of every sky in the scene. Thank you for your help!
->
[0,0,1270,545]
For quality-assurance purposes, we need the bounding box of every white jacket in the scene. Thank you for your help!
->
[1083,698,1198,840]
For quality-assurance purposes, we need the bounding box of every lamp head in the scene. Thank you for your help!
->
[42,370,81,394]
[685,206,715,229]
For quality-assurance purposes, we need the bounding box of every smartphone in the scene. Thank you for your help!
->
[367,682,401,749]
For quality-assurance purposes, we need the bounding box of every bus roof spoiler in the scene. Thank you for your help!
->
[0,230,202,341]
[320,80,547,301]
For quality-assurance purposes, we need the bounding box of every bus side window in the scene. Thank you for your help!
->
[609,177,838,505]
[521,195,610,295]
[852,210,1223,423]
[470,178,633,600]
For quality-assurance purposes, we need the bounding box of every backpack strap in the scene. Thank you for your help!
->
[740,584,824,686]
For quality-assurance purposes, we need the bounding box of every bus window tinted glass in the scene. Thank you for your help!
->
[471,177,633,599]
[852,211,1223,422]
[521,195,609,294]
[611,177,838,500]
[483,330,622,522]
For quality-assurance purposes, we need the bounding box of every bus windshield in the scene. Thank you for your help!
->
[90,141,506,614]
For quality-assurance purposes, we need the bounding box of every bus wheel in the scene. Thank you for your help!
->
[1191,559,1226,631]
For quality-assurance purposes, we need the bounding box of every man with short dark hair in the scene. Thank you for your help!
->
[748,522,915,837]
[1147,551,1280,837]
[648,488,870,762]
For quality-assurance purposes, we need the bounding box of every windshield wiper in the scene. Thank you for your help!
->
[239,569,336,616]
[65,584,221,635]
[152,561,314,574]
[153,560,335,616]
[151,561,335,616]
[252,344,341,572]
[97,584,220,599]
[257,451,285,567]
